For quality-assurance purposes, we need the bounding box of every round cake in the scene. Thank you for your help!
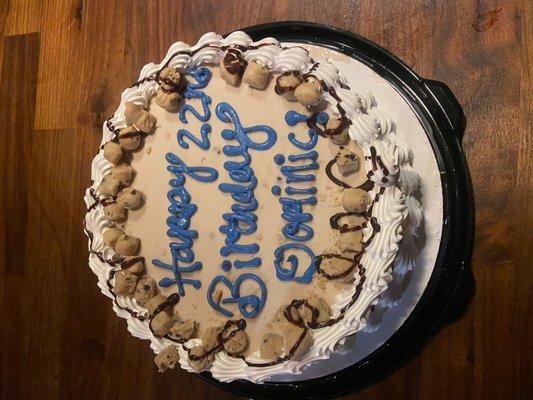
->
[84,31,422,382]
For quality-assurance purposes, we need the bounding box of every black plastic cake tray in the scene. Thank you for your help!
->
[197,21,474,400]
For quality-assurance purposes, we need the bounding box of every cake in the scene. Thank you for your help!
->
[84,31,422,382]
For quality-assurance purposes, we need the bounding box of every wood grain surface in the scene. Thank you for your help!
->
[0,1,531,399]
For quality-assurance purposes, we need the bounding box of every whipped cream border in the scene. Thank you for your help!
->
[83,31,422,383]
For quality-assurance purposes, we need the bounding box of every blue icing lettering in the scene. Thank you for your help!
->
[207,273,267,319]
[285,110,327,150]
[216,102,277,151]
[219,180,258,205]
[153,152,218,296]
[179,67,212,123]
[285,186,317,195]
[220,211,257,235]
[289,150,318,162]
[274,243,316,284]
[285,110,328,129]
[285,110,308,126]
[273,154,285,165]
[219,209,260,256]
[271,185,281,196]
[166,152,218,182]
[279,197,316,241]
[316,112,329,125]
[280,151,319,183]
[270,112,324,284]
[206,102,276,318]
[288,129,317,150]
[177,123,211,150]
[234,258,261,268]
[221,260,232,271]
[223,160,253,182]
[283,224,313,242]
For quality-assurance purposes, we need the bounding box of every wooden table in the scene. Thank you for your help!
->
[0,1,531,399]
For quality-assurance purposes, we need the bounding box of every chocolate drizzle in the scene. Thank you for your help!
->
[187,319,247,361]
[131,42,274,88]
[159,76,180,92]
[222,48,247,75]
[307,112,327,137]
[325,158,351,188]
[100,198,116,207]
[330,211,366,233]
[367,146,389,183]
[274,71,303,95]
[118,128,141,139]
[312,184,386,325]
[242,328,309,368]
[105,269,146,321]
[358,179,375,192]
[290,299,320,326]
[283,302,306,328]
[325,145,390,190]
[148,293,180,336]
[311,264,367,328]
[315,253,362,280]
[324,116,351,137]
[105,119,121,136]
[90,250,118,266]
[86,189,100,212]
[121,256,144,270]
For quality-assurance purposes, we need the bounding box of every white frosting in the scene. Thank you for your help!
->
[84,32,422,383]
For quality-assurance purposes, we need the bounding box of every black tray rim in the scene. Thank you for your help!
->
[197,21,474,400]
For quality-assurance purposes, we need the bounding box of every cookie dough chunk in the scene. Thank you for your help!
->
[336,148,360,176]
[274,304,300,326]
[121,256,144,275]
[145,294,167,315]
[103,142,123,164]
[103,203,127,222]
[156,89,181,111]
[116,187,144,210]
[111,163,135,186]
[103,227,123,247]
[220,58,240,86]
[188,345,213,372]
[275,72,303,100]
[294,80,322,106]
[154,345,180,373]
[114,235,140,256]
[124,102,144,126]
[242,61,269,89]
[319,255,355,281]
[220,49,247,86]
[134,111,156,134]
[114,271,137,296]
[170,319,198,340]
[159,67,181,91]
[341,188,370,213]
[134,276,157,306]
[97,175,121,197]
[298,296,331,326]
[260,333,284,361]
[118,126,142,151]
[325,118,350,145]
[221,325,248,354]
[151,311,172,337]
[338,230,363,253]
[282,326,312,359]
[201,326,223,350]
